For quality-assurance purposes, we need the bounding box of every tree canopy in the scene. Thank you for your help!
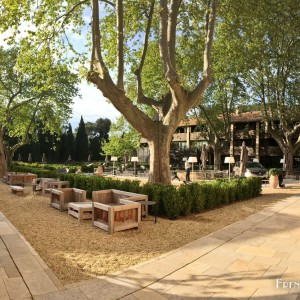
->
[0,45,79,176]
[85,118,111,161]
[0,0,219,183]
[214,0,300,173]
[102,116,140,158]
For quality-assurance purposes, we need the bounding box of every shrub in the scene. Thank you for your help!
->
[81,164,94,173]
[178,184,193,215]
[269,168,280,176]
[161,185,181,219]
[219,182,230,205]
[190,183,206,213]
[9,163,262,219]
[205,181,222,209]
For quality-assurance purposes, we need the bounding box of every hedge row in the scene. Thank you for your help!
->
[9,164,262,219]
[10,165,58,179]
[57,174,262,219]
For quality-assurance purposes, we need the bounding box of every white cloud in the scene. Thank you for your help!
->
[69,82,120,129]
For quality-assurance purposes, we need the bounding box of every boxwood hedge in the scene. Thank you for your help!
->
[9,164,262,219]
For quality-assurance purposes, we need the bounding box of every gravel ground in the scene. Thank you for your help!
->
[0,180,299,285]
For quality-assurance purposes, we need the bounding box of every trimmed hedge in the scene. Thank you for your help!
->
[9,164,262,219]
[9,165,58,179]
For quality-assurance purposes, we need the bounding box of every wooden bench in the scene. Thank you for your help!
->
[68,202,93,222]
[10,186,25,196]
[50,188,87,211]
[93,199,140,234]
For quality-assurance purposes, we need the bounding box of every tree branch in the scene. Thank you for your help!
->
[159,0,169,77]
[100,0,115,7]
[168,0,180,69]
[135,0,155,105]
[116,0,124,90]
[159,0,181,87]
[189,0,218,105]
[90,0,109,79]
[55,0,89,23]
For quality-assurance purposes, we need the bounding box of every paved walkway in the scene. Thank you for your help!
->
[1,187,300,299]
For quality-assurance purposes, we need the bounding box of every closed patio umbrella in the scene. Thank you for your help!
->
[200,144,208,170]
[240,142,248,176]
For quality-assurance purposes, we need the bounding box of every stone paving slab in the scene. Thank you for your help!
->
[1,191,300,299]
[3,277,32,299]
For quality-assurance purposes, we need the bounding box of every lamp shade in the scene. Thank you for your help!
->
[111,156,118,161]
[188,157,198,163]
[131,156,139,162]
[224,156,235,164]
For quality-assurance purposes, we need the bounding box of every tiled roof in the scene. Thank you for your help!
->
[231,111,263,122]
[179,111,263,127]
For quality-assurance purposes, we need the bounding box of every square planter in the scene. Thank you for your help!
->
[50,188,87,211]
[92,189,146,234]
[92,189,149,217]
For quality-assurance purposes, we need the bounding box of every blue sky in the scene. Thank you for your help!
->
[0,6,121,130]
[69,82,120,129]
[67,7,121,129]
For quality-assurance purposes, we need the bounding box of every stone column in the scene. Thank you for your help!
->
[230,123,234,156]
[255,121,260,159]
[186,126,190,149]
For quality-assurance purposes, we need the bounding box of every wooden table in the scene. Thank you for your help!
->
[137,200,157,223]
[10,186,25,196]
[68,202,93,222]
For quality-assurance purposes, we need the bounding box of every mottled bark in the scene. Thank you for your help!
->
[147,126,173,183]
[0,131,7,177]
[88,0,219,183]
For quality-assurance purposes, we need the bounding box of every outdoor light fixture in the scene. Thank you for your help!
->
[188,157,198,181]
[224,156,235,180]
[131,156,139,176]
[111,156,118,175]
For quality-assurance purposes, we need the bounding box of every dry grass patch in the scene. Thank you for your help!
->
[0,181,299,284]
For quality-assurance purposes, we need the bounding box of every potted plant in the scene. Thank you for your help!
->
[268,168,279,189]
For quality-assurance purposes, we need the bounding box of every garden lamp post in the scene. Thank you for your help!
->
[188,157,198,181]
[111,156,118,175]
[224,156,235,180]
[131,156,139,176]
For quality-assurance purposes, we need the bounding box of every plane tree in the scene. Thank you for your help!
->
[0,46,79,177]
[216,0,300,174]
[85,118,111,161]
[0,0,218,183]
[191,76,247,170]
[101,116,140,160]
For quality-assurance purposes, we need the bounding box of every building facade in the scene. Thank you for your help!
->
[138,111,300,169]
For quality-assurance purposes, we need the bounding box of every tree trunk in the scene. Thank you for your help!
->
[0,132,7,178]
[284,148,294,175]
[5,149,15,169]
[147,128,173,184]
[213,136,221,170]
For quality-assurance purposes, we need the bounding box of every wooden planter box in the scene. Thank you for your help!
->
[50,188,87,211]
[6,173,37,186]
[93,199,140,234]
[44,180,69,194]
[33,178,58,194]
[92,189,149,217]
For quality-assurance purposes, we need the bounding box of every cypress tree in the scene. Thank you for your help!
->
[67,123,75,160]
[74,116,88,161]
